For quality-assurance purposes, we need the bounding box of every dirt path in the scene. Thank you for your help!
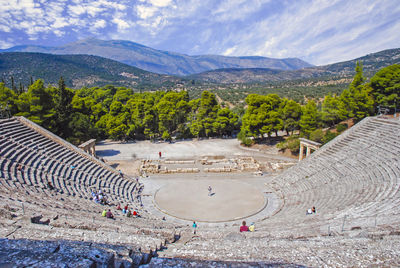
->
[215,93,234,109]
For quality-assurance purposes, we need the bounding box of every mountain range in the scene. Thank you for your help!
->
[0,39,398,89]
[0,52,185,89]
[189,48,400,83]
[0,38,313,76]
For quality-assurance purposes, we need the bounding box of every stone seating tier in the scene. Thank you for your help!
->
[0,117,142,206]
[1,116,400,266]
[260,117,400,234]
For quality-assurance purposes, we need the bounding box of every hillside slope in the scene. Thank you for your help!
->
[0,52,185,89]
[0,38,313,75]
[190,48,400,83]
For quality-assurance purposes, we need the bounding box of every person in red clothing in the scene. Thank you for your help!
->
[240,221,249,232]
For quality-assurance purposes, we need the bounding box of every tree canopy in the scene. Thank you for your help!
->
[369,64,400,111]
[1,63,398,147]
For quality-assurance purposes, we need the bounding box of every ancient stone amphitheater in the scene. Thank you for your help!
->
[0,116,399,267]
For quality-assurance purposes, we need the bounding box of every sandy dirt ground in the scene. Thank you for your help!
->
[154,179,266,222]
[96,139,295,162]
[97,139,246,161]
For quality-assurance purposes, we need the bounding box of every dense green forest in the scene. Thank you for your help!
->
[0,80,239,144]
[238,63,399,150]
[0,64,398,150]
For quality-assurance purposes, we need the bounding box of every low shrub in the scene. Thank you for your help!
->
[336,123,348,133]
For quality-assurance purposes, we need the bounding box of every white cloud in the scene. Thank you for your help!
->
[97,0,127,10]
[0,0,132,41]
[0,0,398,66]
[136,5,158,19]
[212,0,266,22]
[52,18,69,29]
[0,40,14,49]
[214,0,400,64]
[68,5,86,16]
[112,18,130,30]
[53,29,65,37]
[223,46,237,56]
[0,24,11,32]
[93,19,107,29]
[86,5,104,17]
[148,0,173,7]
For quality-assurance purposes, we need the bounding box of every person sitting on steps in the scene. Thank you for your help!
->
[126,209,132,217]
[240,221,249,232]
[47,181,54,190]
[133,210,141,217]
[106,209,114,219]
[249,222,255,232]
[306,206,316,215]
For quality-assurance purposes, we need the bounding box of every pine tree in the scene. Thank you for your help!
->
[370,64,400,111]
[299,100,319,137]
[349,61,365,91]
[339,62,373,121]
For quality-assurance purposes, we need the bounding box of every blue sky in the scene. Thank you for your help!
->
[1,0,399,65]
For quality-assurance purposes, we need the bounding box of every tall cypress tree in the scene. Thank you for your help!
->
[11,76,16,92]
[55,77,73,138]
[19,82,24,94]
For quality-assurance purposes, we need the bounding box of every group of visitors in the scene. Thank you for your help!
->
[92,189,108,205]
[101,204,141,220]
[240,221,255,232]
[116,203,140,218]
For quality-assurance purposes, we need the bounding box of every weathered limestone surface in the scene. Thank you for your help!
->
[0,238,151,267]
[79,139,97,157]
